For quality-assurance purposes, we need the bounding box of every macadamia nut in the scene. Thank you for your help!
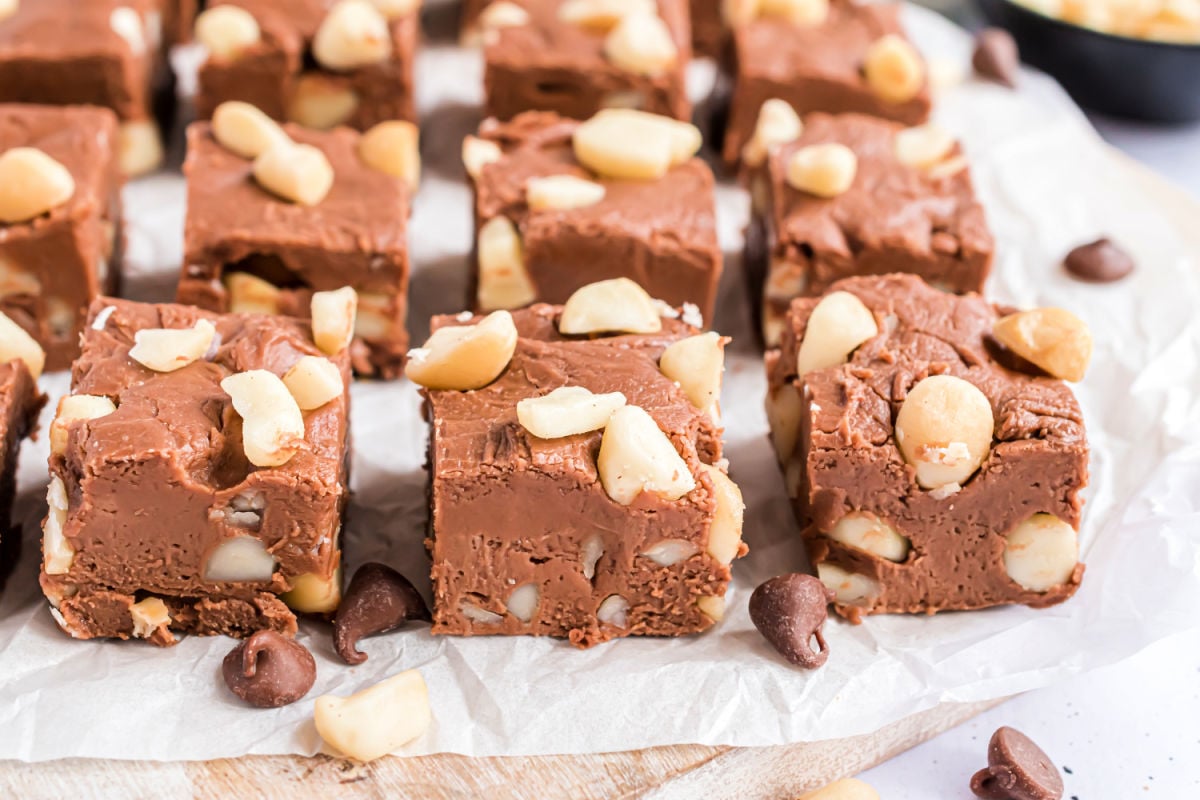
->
[895,374,994,491]
[993,307,1093,382]
[598,405,696,505]
[0,147,76,224]
[795,290,878,375]
[204,535,277,582]
[283,356,345,410]
[314,669,432,762]
[477,216,536,311]
[659,332,725,421]
[405,310,519,390]
[863,34,926,104]
[213,101,291,160]
[742,98,803,168]
[827,512,910,562]
[786,143,858,198]
[128,319,217,373]
[220,370,307,467]
[0,310,45,379]
[462,135,503,179]
[51,395,116,456]
[603,12,678,76]
[282,567,343,614]
[195,5,261,61]
[559,277,663,335]
[253,142,335,206]
[1003,513,1079,591]
[525,174,606,210]
[516,386,627,438]
[313,0,392,70]
[359,120,420,191]
[311,286,359,355]
[572,109,701,180]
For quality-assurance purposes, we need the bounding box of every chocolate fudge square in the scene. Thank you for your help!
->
[41,298,351,645]
[765,274,1088,621]
[0,0,172,175]
[691,0,725,58]
[194,0,418,131]
[415,294,745,647]
[467,0,692,122]
[750,112,993,346]
[467,111,722,324]
[0,105,123,372]
[178,120,410,378]
[723,0,931,166]
[0,352,47,561]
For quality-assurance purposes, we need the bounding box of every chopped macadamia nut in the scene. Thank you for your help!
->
[51,395,116,456]
[598,405,696,505]
[283,356,345,410]
[313,669,432,762]
[404,310,519,390]
[311,287,359,356]
[195,5,262,61]
[572,109,701,180]
[0,310,46,379]
[894,374,993,490]
[220,370,307,467]
[253,142,335,206]
[0,147,76,224]
[313,0,392,70]
[517,386,627,438]
[212,101,291,159]
[128,319,217,373]
[993,307,1092,382]
[559,278,663,335]
[795,290,878,375]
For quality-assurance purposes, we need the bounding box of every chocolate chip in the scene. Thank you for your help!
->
[1064,238,1134,283]
[972,28,1019,88]
[748,573,834,669]
[970,726,1064,800]
[222,630,316,708]
[333,562,431,665]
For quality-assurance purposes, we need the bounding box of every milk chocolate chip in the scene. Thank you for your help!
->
[970,726,1064,800]
[972,28,1019,88]
[1064,238,1134,283]
[222,631,316,708]
[748,573,834,668]
[333,562,431,665]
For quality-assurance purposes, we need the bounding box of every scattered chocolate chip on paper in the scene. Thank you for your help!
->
[1064,238,1135,282]
[972,28,1020,88]
[334,561,431,665]
[222,630,317,709]
[970,726,1065,800]
[748,573,834,669]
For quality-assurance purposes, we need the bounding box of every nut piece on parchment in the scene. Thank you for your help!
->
[992,308,1092,382]
[1003,513,1079,592]
[659,332,726,421]
[748,573,833,669]
[220,370,307,467]
[895,374,994,491]
[597,405,696,505]
[222,630,317,708]
[517,386,627,439]
[0,310,46,379]
[359,120,420,191]
[283,355,344,410]
[525,174,606,211]
[1063,238,1134,283]
[51,395,117,456]
[128,319,217,373]
[795,290,878,375]
[405,309,519,390]
[195,5,262,61]
[894,122,955,170]
[311,286,359,356]
[314,669,432,762]
[972,28,1020,89]
[213,101,291,159]
[313,0,392,71]
[603,12,678,77]
[572,109,701,180]
[334,563,431,665]
[559,277,663,335]
[970,726,1064,800]
[862,34,925,104]
[253,142,335,206]
[799,777,881,800]
[742,98,803,168]
[0,147,76,224]
[786,143,857,198]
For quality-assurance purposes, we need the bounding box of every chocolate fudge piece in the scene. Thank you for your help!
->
[0,0,172,175]
[723,0,931,166]
[417,295,745,647]
[691,0,725,58]
[467,112,722,324]
[0,357,46,559]
[178,120,410,377]
[749,112,993,346]
[194,0,418,131]
[467,0,692,121]
[41,297,351,645]
[0,105,123,372]
[166,0,200,45]
[765,274,1088,621]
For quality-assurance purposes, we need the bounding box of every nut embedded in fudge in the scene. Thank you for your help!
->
[194,0,418,131]
[0,105,123,371]
[465,110,723,325]
[178,115,413,377]
[746,112,993,346]
[764,274,1089,621]
[413,280,746,647]
[40,297,352,645]
[0,0,173,175]
[723,0,931,167]
[463,0,692,122]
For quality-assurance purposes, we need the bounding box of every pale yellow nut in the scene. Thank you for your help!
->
[283,356,345,410]
[795,290,878,375]
[282,567,343,613]
[659,332,725,421]
[110,7,147,54]
[313,0,392,70]
[505,583,539,622]
[195,5,262,60]
[462,135,503,180]
[405,310,518,390]
[559,277,662,335]
[0,310,46,379]
[722,0,759,25]
[212,101,291,159]
[118,120,164,177]
[475,0,531,43]
[368,0,419,17]
[311,286,359,355]
[828,511,910,562]
[43,476,74,575]
[786,143,857,198]
[894,122,956,170]
[517,386,627,439]
[742,98,803,168]
[863,34,926,104]
[225,272,282,315]
[220,369,307,467]
[525,174,606,211]
[253,142,335,206]
[895,374,994,490]
[128,319,217,373]
[927,154,969,181]
[558,0,655,29]
[203,535,277,582]
[816,563,879,607]
[992,307,1092,382]
[799,777,881,800]
[477,216,536,311]
[641,538,699,566]
[765,382,802,463]
[699,464,744,565]
[287,75,360,130]
[760,0,829,25]
[314,670,431,763]
[597,594,629,626]
[572,109,701,180]
[0,256,40,297]
[354,291,395,340]
[0,0,16,22]
[359,120,420,191]
[129,597,170,639]
[1003,513,1079,592]
[0,147,76,223]
[51,395,116,456]
[603,12,678,77]
[697,594,725,621]
[597,404,696,505]
[600,89,646,110]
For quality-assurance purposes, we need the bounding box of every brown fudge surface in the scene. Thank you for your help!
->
[766,274,1087,620]
[691,0,725,58]
[41,298,351,645]
[753,112,993,346]
[0,104,123,371]
[425,303,740,647]
[724,0,931,164]
[472,112,723,323]
[477,0,692,121]
[0,360,47,568]
[178,121,410,377]
[195,0,418,129]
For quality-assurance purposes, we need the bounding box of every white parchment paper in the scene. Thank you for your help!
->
[0,6,1198,763]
